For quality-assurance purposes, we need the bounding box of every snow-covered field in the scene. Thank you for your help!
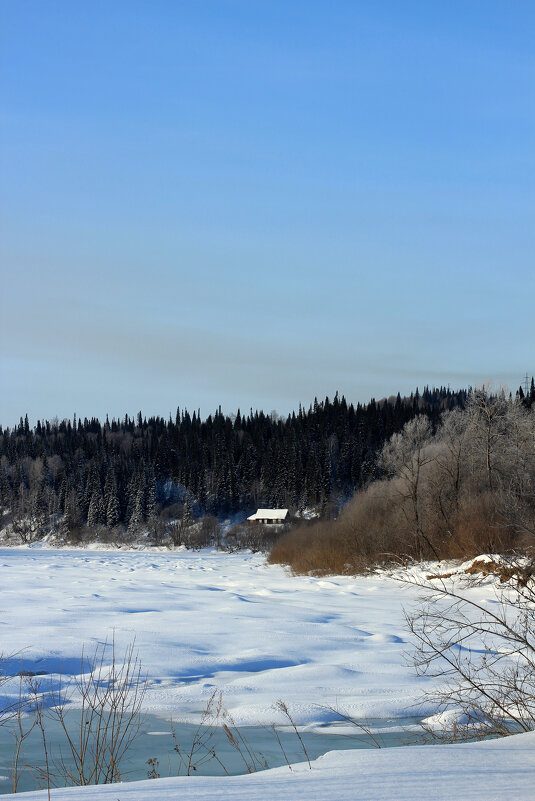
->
[1,546,534,800]
[0,546,429,725]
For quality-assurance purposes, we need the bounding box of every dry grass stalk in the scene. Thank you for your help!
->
[44,637,147,786]
[274,701,311,769]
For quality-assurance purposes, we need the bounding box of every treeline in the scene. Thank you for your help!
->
[0,386,468,543]
[270,381,535,573]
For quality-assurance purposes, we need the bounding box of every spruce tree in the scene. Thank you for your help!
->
[182,496,194,527]
[145,466,156,521]
[128,487,145,535]
[87,487,105,527]
[103,465,120,528]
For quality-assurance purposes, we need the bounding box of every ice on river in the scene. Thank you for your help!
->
[0,546,430,725]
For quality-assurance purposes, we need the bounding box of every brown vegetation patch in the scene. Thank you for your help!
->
[270,393,535,576]
[464,559,533,586]
[425,572,454,580]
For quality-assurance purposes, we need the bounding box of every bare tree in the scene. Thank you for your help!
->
[496,404,535,544]
[434,408,470,513]
[379,416,436,559]
[11,483,46,544]
[465,388,510,493]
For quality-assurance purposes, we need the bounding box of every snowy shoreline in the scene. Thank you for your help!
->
[4,731,535,801]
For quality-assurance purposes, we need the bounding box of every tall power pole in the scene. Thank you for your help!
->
[523,373,530,396]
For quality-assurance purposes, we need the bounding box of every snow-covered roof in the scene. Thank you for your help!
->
[247,508,289,522]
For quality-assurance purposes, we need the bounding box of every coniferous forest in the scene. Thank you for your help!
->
[1,382,533,545]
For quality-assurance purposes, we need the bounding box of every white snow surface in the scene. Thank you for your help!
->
[0,546,433,725]
[1,546,535,799]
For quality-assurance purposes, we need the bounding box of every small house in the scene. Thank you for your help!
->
[247,508,289,526]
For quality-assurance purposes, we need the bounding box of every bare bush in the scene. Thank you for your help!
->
[226,522,283,553]
[404,558,535,739]
[270,478,413,574]
[168,501,195,547]
[444,492,511,558]
[43,639,147,786]
[199,515,222,548]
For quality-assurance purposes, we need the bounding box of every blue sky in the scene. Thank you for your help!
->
[1,1,534,426]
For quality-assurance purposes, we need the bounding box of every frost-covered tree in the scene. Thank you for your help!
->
[379,416,434,559]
